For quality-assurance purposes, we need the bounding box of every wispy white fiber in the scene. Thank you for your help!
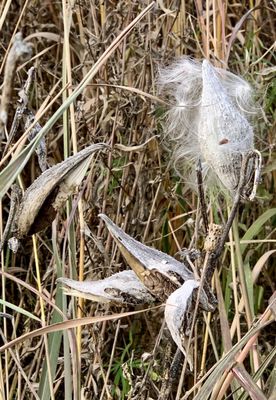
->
[159,57,257,193]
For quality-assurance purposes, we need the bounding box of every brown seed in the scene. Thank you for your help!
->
[219,138,229,145]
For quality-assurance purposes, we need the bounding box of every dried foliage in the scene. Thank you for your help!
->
[0,1,275,400]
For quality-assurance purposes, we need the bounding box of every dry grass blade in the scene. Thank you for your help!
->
[0,2,155,199]
[225,5,262,64]
[0,306,161,353]
[0,1,274,398]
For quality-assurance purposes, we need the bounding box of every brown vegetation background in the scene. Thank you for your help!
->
[0,1,275,399]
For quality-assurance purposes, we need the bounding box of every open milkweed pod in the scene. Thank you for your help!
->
[14,143,107,238]
[57,270,155,305]
[99,214,213,311]
[159,58,260,197]
[164,279,200,370]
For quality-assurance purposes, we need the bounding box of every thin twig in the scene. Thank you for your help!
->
[0,185,21,252]
[196,159,208,234]
[3,66,35,155]
[0,33,32,141]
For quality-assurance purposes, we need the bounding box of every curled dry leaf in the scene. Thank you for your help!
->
[14,143,107,238]
[57,270,155,305]
[164,279,199,369]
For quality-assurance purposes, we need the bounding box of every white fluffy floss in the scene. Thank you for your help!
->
[159,58,259,195]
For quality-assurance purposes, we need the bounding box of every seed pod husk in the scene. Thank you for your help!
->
[99,213,213,310]
[58,270,155,305]
[159,57,257,195]
[15,143,107,237]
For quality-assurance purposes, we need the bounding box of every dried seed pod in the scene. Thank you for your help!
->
[99,213,213,310]
[159,58,257,195]
[165,279,199,369]
[204,223,223,252]
[14,143,107,238]
[199,60,254,192]
[0,33,32,139]
[58,270,155,305]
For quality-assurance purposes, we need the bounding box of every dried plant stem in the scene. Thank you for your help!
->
[0,33,32,140]
[158,341,177,400]
[176,251,212,399]
[206,151,260,287]
[196,159,208,234]
[0,185,21,252]
[0,80,68,170]
[232,219,253,327]
[228,209,241,341]
[4,66,35,155]
[0,330,39,399]
[200,311,212,373]
[62,0,85,368]
[215,309,273,400]
[0,199,9,400]
[99,320,121,400]
[232,217,262,385]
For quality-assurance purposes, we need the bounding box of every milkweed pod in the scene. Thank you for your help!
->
[15,143,107,237]
[57,270,155,305]
[99,213,194,285]
[99,214,213,310]
[159,58,258,195]
[199,60,254,193]
[165,279,200,370]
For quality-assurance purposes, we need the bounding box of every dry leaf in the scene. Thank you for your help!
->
[58,270,155,305]
[14,143,107,237]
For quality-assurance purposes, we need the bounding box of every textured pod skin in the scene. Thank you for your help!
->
[15,143,107,237]
[199,60,254,192]
[58,270,155,305]
[99,213,214,311]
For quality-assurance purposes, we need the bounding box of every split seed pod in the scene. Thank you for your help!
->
[99,213,213,311]
[59,214,215,367]
[159,58,257,195]
[14,143,107,238]
[58,270,155,305]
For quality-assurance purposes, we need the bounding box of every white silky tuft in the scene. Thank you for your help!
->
[158,57,257,194]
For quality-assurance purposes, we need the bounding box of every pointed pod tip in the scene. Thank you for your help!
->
[98,213,110,224]
[98,213,118,235]
[202,59,215,73]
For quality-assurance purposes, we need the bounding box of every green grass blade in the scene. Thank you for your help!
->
[240,208,276,255]
[0,299,41,322]
[38,234,64,400]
